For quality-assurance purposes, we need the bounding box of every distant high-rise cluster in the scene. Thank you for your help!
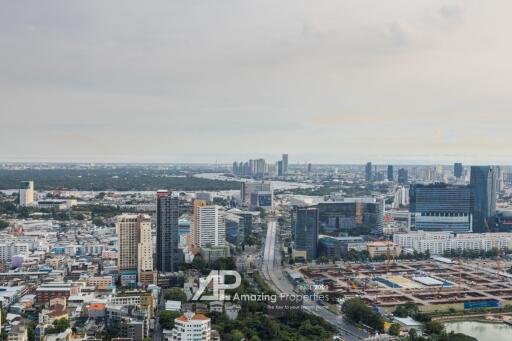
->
[232,154,290,178]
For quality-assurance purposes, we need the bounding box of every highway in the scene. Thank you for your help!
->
[261,218,369,341]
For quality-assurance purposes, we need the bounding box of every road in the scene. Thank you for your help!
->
[261,219,369,341]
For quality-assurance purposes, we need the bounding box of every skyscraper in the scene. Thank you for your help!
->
[191,199,208,249]
[293,207,319,260]
[454,163,463,178]
[197,205,226,247]
[387,165,394,182]
[19,181,34,207]
[409,184,473,233]
[398,168,409,185]
[365,162,373,182]
[282,154,288,175]
[470,166,497,232]
[117,214,154,284]
[277,160,283,176]
[156,190,183,273]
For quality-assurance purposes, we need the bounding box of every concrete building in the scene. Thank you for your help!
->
[19,181,34,207]
[387,165,394,182]
[8,325,28,341]
[169,312,211,341]
[117,214,154,285]
[282,154,288,175]
[367,241,401,258]
[240,181,271,205]
[365,162,372,182]
[197,206,226,248]
[393,230,512,255]
[191,200,208,250]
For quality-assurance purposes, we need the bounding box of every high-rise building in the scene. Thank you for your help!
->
[470,166,497,232]
[387,165,394,182]
[365,162,373,182]
[293,207,319,260]
[19,181,34,207]
[454,163,463,178]
[277,160,283,176]
[197,205,226,248]
[156,190,183,273]
[116,214,154,284]
[317,198,384,235]
[409,183,473,233]
[191,200,208,248]
[282,154,288,175]
[398,168,409,185]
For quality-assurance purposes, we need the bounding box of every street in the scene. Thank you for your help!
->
[261,218,369,341]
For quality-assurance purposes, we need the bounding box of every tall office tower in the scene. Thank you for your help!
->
[282,154,289,175]
[387,165,394,182]
[277,160,283,176]
[156,190,183,273]
[317,197,384,235]
[255,158,267,176]
[307,163,312,174]
[470,166,497,232]
[397,168,409,185]
[232,162,239,175]
[454,163,463,178]
[19,181,34,207]
[497,166,504,192]
[409,184,473,233]
[293,207,319,260]
[191,199,208,248]
[365,162,373,182]
[117,214,154,284]
[197,205,226,247]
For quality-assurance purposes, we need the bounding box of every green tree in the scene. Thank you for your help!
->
[164,288,187,302]
[388,323,401,336]
[424,320,445,335]
[159,310,181,330]
[0,220,9,229]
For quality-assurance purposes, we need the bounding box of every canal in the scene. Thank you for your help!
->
[445,321,512,341]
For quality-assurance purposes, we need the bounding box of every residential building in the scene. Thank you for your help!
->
[19,181,34,207]
[169,312,211,341]
[398,168,409,185]
[117,214,154,284]
[367,241,401,258]
[365,162,372,182]
[282,154,288,175]
[197,206,226,248]
[156,191,183,273]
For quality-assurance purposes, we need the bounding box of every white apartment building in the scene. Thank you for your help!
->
[393,231,512,255]
[170,312,211,341]
[19,181,34,207]
[0,242,31,262]
[197,206,226,248]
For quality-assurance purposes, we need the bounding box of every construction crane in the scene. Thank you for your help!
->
[484,219,503,278]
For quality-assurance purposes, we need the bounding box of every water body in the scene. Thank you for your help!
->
[445,321,512,341]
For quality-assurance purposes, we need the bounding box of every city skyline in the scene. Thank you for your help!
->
[2,1,512,163]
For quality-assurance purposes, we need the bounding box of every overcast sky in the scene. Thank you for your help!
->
[1,1,511,164]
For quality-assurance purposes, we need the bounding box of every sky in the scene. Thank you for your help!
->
[1,0,512,164]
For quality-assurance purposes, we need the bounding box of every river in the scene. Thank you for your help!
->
[445,321,512,341]
[193,173,315,191]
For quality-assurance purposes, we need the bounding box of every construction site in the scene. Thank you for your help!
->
[296,256,512,312]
